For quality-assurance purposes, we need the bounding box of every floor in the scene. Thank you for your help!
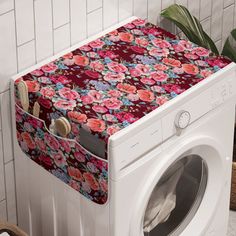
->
[228,211,236,236]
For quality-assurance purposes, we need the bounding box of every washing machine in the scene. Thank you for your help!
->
[11,16,236,236]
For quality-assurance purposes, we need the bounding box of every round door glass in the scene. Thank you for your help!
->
[143,155,208,236]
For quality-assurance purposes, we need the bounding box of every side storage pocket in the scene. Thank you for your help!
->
[15,104,108,205]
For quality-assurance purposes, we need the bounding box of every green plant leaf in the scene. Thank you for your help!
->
[161,4,219,55]
[222,29,236,62]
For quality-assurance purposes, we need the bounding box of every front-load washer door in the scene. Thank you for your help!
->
[143,154,208,236]
[129,137,228,236]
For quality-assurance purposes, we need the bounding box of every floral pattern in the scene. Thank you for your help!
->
[15,105,108,204]
[15,18,231,158]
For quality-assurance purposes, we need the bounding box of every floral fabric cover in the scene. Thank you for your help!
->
[14,18,231,204]
[15,105,108,204]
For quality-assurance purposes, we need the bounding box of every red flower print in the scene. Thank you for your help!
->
[132,18,146,26]
[80,45,91,51]
[131,46,146,54]
[53,152,67,167]
[62,52,73,59]
[85,70,100,79]
[117,83,137,94]
[58,87,80,100]
[86,119,106,133]
[192,47,210,57]
[150,71,169,82]
[129,68,142,77]
[119,32,134,42]
[74,151,86,162]
[38,97,52,109]
[25,81,40,92]
[162,58,181,67]
[103,98,123,110]
[68,111,87,123]
[137,90,155,102]
[156,96,168,105]
[39,155,53,168]
[116,112,136,123]
[83,172,100,191]
[152,38,171,48]
[182,64,199,75]
[68,167,83,181]
[74,55,89,66]
[50,75,71,84]
[200,69,213,78]
[140,78,155,85]
[98,50,118,59]
[149,48,169,57]
[31,69,44,76]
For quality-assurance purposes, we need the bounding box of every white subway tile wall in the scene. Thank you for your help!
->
[0,0,236,224]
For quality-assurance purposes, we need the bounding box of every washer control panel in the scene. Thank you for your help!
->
[175,111,191,129]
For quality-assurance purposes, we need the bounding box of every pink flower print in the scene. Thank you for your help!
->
[162,58,181,67]
[179,40,193,50]
[54,100,76,110]
[31,69,44,76]
[40,87,55,98]
[117,83,137,94]
[21,132,36,149]
[124,23,135,29]
[50,75,71,84]
[192,47,210,57]
[58,87,80,100]
[150,71,169,82]
[136,64,150,75]
[98,50,118,59]
[74,55,89,66]
[135,37,149,47]
[108,29,118,36]
[182,64,199,75]
[149,48,169,57]
[152,38,171,48]
[102,114,117,122]
[173,44,186,53]
[80,45,91,51]
[129,68,142,77]
[127,93,139,101]
[103,98,123,110]
[92,105,108,113]
[156,96,168,105]
[41,62,58,73]
[116,112,136,123]
[60,139,71,153]
[173,67,184,74]
[200,69,213,78]
[100,179,108,192]
[62,52,73,59]
[68,167,83,181]
[69,180,80,191]
[81,95,94,105]
[71,124,79,135]
[74,151,86,163]
[184,53,199,60]
[87,162,99,173]
[108,62,128,73]
[140,78,155,85]
[68,111,87,123]
[118,32,134,43]
[83,172,100,191]
[53,152,67,168]
[44,133,60,150]
[137,90,155,102]
[132,18,146,26]
[88,90,103,102]
[35,137,47,152]
[104,72,125,83]
[107,125,120,136]
[151,85,164,93]
[86,119,106,133]
[153,64,168,71]
[89,39,105,48]
[108,90,122,98]
[90,60,105,72]
[63,58,75,66]
[163,84,184,94]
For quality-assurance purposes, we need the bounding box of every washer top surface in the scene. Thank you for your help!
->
[14,18,231,149]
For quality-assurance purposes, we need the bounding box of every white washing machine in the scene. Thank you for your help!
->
[11,17,236,236]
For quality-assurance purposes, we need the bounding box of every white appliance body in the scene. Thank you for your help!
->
[11,17,236,236]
